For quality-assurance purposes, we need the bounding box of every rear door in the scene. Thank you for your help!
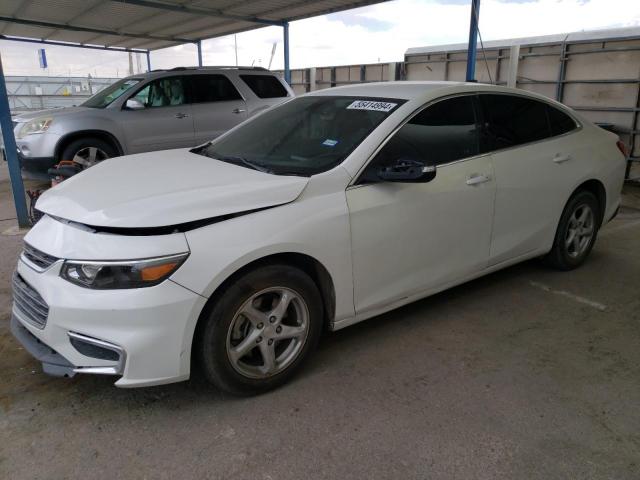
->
[480,94,580,265]
[188,74,248,144]
[119,75,194,153]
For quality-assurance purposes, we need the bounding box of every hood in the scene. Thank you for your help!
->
[36,149,309,229]
[15,106,90,122]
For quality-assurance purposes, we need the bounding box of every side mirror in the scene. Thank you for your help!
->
[378,159,436,183]
[125,98,145,110]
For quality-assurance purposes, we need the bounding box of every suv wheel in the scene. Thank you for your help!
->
[197,264,323,396]
[60,137,118,168]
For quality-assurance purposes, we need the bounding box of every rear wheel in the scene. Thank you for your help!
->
[60,137,118,168]
[197,264,323,395]
[545,190,600,270]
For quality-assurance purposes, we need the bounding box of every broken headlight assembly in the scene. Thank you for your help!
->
[60,253,189,289]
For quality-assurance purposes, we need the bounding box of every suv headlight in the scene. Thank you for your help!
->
[17,117,54,139]
[60,253,189,289]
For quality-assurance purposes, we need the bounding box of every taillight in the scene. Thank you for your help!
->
[616,140,629,157]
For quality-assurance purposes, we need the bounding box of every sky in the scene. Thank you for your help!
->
[1,0,639,78]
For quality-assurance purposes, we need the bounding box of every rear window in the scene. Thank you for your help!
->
[240,74,288,98]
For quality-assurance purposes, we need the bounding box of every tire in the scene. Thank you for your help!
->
[197,264,323,396]
[545,190,600,270]
[60,136,118,168]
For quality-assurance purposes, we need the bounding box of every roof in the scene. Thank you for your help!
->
[309,81,470,99]
[308,81,573,107]
[0,0,389,52]
[406,26,640,56]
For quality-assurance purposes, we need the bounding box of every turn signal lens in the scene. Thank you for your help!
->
[140,262,180,281]
[60,253,189,289]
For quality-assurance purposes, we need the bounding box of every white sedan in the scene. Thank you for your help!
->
[12,82,626,395]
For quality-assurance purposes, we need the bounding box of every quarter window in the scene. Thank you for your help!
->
[190,74,243,103]
[240,74,288,98]
[360,95,479,182]
[547,105,577,136]
[479,94,550,149]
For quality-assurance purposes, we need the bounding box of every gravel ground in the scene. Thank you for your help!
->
[1,162,639,480]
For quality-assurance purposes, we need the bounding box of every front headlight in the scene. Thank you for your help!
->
[60,253,189,289]
[17,117,54,139]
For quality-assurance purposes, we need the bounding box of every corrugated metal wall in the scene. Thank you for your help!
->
[404,36,640,178]
[6,76,116,113]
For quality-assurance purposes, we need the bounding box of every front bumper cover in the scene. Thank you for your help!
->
[11,313,76,378]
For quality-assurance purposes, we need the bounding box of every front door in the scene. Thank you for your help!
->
[347,95,496,315]
[119,75,194,154]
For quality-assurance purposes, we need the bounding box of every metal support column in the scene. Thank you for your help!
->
[283,22,291,84]
[0,54,29,228]
[146,50,151,71]
[465,0,481,82]
[196,40,203,66]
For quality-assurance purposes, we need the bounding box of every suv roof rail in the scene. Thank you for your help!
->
[155,66,269,72]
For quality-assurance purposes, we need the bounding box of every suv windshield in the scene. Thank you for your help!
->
[83,78,142,108]
[195,96,404,176]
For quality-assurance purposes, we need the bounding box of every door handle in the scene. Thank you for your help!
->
[553,154,571,164]
[174,112,188,119]
[466,174,491,186]
[232,108,247,114]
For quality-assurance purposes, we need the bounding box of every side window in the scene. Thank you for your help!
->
[547,105,577,136]
[132,77,186,108]
[240,74,288,99]
[360,96,479,183]
[190,74,243,103]
[480,94,550,149]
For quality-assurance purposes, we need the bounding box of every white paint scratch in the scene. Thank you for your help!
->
[529,281,607,311]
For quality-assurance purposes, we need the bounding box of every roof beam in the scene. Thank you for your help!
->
[0,34,148,54]
[109,0,285,27]
[0,15,195,44]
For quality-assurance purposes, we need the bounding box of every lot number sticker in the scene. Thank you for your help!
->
[347,100,397,112]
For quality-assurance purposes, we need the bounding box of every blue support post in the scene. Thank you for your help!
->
[146,50,151,71]
[283,22,291,85]
[196,40,203,66]
[465,0,481,82]
[0,54,29,227]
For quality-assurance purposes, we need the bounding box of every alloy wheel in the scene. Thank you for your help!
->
[226,287,310,379]
[565,203,595,259]
[72,146,110,168]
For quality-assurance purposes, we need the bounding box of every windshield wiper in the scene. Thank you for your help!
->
[214,154,273,174]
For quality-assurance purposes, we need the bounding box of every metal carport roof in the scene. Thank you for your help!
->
[0,0,389,51]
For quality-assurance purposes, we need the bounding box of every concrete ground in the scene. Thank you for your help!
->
[0,163,639,480]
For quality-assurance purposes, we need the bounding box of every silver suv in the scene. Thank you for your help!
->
[7,67,293,179]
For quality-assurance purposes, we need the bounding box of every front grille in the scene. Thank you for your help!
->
[12,272,49,329]
[22,243,59,270]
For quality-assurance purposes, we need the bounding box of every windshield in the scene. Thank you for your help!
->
[83,78,142,108]
[195,96,404,176]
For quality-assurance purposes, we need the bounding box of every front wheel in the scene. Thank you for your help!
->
[60,137,118,168]
[545,190,600,270]
[197,265,323,395]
